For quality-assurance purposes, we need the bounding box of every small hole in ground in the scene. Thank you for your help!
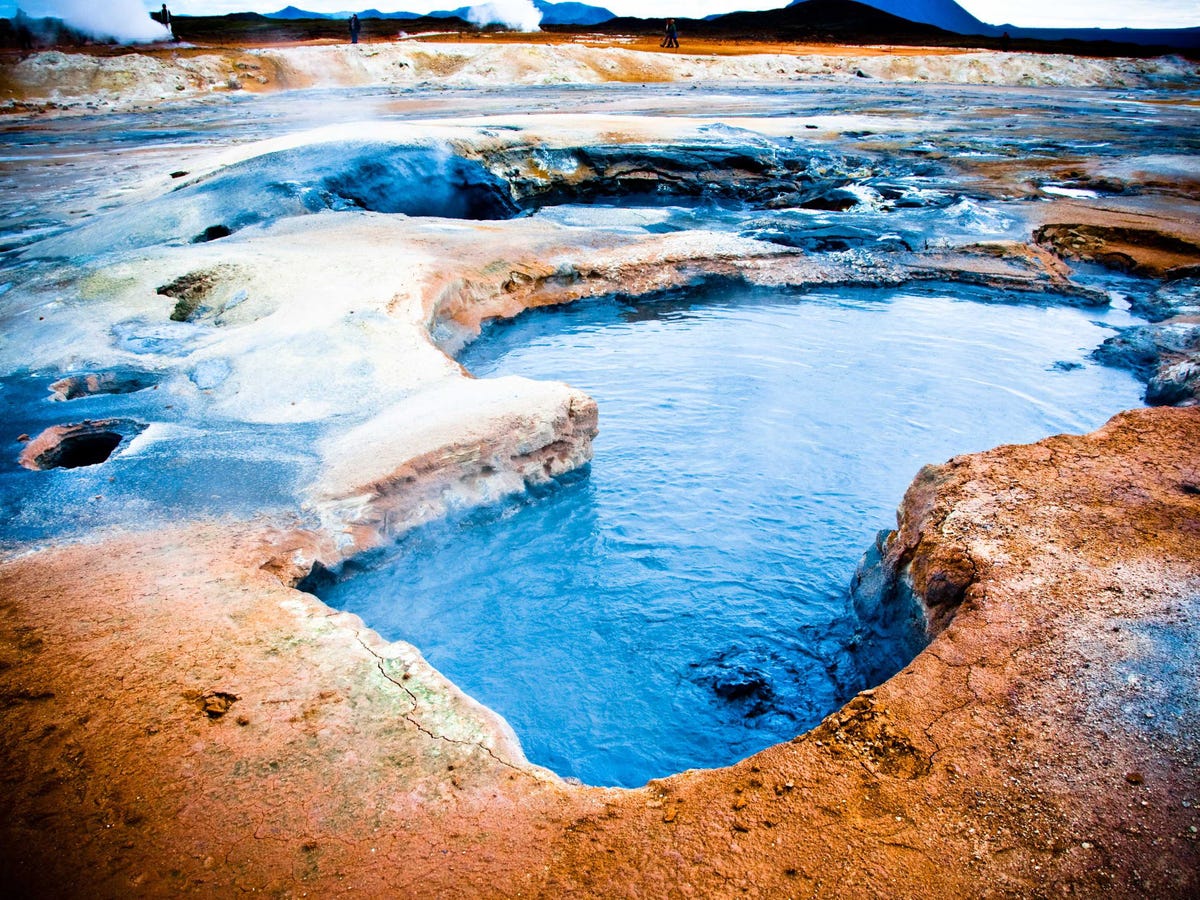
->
[193,225,232,243]
[19,420,146,472]
[49,369,160,401]
[44,432,123,469]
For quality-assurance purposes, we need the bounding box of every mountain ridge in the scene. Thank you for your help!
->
[789,0,993,34]
[207,2,1200,50]
[790,0,1199,46]
[266,2,616,26]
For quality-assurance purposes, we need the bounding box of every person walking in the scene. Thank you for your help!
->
[664,18,679,49]
[349,14,361,45]
[159,4,173,38]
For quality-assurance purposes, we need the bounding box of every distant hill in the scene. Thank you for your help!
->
[533,2,615,26]
[422,2,614,26]
[999,24,1200,49]
[624,0,1199,50]
[267,6,416,19]
[267,2,616,26]
[790,0,993,35]
[597,1,954,45]
[711,0,955,41]
[172,2,1200,51]
[266,6,332,18]
[798,0,1200,47]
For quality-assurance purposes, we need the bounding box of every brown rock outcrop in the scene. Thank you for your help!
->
[1093,319,1200,407]
[1027,201,1200,281]
[1034,222,1200,278]
[47,370,157,402]
[309,376,599,552]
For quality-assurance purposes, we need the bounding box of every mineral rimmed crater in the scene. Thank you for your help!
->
[1,408,1195,896]
[18,418,147,471]
[0,45,1198,896]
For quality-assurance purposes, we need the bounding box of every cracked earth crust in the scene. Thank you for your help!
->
[1,406,1196,897]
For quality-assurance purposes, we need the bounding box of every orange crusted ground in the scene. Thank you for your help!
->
[1,407,1197,897]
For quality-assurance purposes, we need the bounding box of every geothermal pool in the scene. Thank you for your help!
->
[322,281,1144,786]
[0,75,1189,788]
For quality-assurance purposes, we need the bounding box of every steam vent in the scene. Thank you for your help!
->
[0,5,1198,897]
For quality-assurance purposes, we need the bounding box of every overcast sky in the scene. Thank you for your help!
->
[5,0,1197,30]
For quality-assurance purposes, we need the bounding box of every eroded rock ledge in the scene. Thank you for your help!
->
[1,406,1196,897]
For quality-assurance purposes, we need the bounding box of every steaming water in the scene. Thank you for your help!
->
[17,0,171,44]
[322,282,1144,787]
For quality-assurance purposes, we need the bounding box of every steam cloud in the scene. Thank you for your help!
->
[467,0,543,32]
[17,0,172,44]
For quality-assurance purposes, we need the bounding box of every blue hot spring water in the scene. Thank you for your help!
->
[320,283,1144,787]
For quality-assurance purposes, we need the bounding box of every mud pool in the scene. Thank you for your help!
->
[320,282,1144,786]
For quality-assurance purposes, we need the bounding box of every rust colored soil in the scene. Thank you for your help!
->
[0,36,979,62]
[400,34,978,57]
[1,406,1198,897]
[0,36,1011,106]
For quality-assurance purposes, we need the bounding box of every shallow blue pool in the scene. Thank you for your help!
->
[321,282,1143,786]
